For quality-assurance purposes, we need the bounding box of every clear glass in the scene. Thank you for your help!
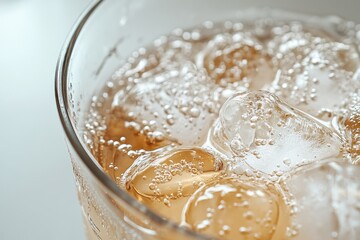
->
[55,0,360,239]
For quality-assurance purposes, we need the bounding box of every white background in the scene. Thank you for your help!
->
[0,0,89,239]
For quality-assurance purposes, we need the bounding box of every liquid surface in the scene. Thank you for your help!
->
[84,11,360,240]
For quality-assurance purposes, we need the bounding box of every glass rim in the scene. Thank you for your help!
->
[54,0,213,239]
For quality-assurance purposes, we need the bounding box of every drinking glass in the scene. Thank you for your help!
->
[55,0,359,239]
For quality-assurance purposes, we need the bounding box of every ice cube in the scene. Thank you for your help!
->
[182,177,290,240]
[197,32,274,91]
[286,159,360,240]
[211,91,342,177]
[112,62,220,146]
[121,147,224,223]
[268,31,360,120]
[112,34,195,81]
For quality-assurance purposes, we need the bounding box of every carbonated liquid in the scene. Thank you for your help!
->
[83,11,360,240]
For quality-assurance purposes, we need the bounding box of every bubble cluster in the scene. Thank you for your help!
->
[342,90,360,164]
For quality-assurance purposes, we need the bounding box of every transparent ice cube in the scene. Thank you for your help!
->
[286,159,360,240]
[111,34,196,81]
[211,91,342,177]
[196,31,274,91]
[121,147,224,223]
[268,30,360,120]
[112,62,220,146]
[182,177,290,240]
